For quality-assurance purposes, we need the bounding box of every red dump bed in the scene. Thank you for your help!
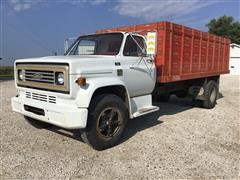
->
[97,21,230,83]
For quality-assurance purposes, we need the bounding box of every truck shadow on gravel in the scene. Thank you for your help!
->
[120,93,224,144]
[42,93,225,147]
[119,96,194,144]
[44,96,198,146]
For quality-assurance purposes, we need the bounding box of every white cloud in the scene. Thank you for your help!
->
[71,0,107,6]
[114,0,217,20]
[90,0,107,5]
[9,0,41,12]
[8,0,107,12]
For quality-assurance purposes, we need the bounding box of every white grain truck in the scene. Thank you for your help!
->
[12,22,230,150]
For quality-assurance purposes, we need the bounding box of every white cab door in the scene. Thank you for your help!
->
[120,35,156,97]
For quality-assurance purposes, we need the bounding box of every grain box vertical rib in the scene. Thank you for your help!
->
[221,39,225,71]
[180,25,184,75]
[190,29,194,73]
[161,22,166,77]
[168,23,173,77]
[205,33,210,72]
[217,39,221,71]
[198,32,202,72]
[212,36,216,71]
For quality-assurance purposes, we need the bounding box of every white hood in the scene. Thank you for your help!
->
[15,55,115,75]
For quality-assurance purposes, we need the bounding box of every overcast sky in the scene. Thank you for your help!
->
[0,0,239,66]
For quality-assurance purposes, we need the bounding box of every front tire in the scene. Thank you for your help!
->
[81,94,128,150]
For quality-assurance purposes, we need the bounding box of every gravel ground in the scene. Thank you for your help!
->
[0,75,239,179]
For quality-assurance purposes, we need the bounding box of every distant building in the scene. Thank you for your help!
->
[229,43,240,75]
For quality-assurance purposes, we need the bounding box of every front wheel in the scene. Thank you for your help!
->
[80,94,128,150]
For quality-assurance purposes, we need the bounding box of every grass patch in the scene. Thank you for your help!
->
[0,66,14,78]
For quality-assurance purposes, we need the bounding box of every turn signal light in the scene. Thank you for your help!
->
[75,77,86,87]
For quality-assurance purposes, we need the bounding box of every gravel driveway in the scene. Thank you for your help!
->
[0,75,239,179]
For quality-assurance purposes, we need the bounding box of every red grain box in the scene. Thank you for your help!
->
[97,21,230,83]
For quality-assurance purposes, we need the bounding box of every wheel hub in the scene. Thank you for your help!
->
[97,108,122,138]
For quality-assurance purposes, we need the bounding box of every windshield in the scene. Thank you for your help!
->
[65,33,123,56]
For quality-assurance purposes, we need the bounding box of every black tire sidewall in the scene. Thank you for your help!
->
[83,94,128,150]
[203,81,219,109]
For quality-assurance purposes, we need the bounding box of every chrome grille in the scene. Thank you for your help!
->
[26,91,56,104]
[24,70,55,84]
[16,63,69,93]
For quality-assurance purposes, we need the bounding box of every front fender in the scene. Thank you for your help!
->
[75,77,130,108]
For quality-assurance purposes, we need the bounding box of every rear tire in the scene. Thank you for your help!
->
[24,116,53,128]
[202,80,219,109]
[80,94,128,150]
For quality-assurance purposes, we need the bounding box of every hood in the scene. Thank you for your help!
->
[15,55,115,75]
[15,55,114,63]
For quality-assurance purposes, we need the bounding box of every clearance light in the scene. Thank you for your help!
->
[75,77,86,87]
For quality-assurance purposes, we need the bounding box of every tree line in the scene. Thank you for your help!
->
[206,15,240,44]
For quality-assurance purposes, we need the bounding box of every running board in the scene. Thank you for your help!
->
[133,106,159,118]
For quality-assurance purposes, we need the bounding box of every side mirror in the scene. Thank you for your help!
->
[64,39,69,54]
[146,32,157,56]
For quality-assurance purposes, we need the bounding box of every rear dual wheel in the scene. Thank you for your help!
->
[193,80,219,109]
[202,80,219,109]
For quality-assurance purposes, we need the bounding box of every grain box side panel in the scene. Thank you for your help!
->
[96,21,230,83]
[157,23,230,83]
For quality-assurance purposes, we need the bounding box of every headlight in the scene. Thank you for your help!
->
[18,70,25,81]
[55,72,64,85]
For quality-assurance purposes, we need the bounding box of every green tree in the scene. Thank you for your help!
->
[206,15,240,44]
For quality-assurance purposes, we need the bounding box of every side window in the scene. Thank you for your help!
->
[123,35,146,57]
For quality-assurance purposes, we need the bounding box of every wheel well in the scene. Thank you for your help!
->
[206,75,220,84]
[91,85,129,111]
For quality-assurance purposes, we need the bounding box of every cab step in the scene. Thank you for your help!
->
[133,106,159,117]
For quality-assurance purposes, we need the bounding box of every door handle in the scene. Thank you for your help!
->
[146,59,153,64]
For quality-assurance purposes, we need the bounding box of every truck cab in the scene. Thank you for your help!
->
[11,32,159,150]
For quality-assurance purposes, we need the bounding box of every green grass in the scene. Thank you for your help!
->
[0,66,14,78]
